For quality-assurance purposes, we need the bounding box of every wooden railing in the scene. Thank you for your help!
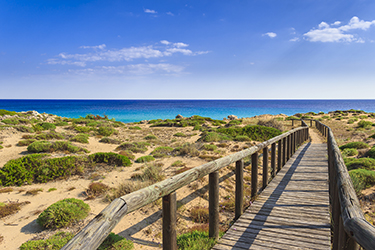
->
[62,122,309,250]
[315,120,375,250]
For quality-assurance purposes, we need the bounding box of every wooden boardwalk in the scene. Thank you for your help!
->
[213,143,331,250]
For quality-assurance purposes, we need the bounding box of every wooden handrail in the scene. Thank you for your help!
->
[63,124,309,250]
[315,120,375,250]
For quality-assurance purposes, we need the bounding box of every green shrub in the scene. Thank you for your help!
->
[200,132,231,142]
[349,169,375,195]
[98,126,116,136]
[131,163,164,182]
[217,125,282,142]
[228,120,242,125]
[0,109,17,116]
[15,125,34,133]
[55,121,69,126]
[86,182,109,197]
[118,150,135,160]
[285,116,298,120]
[358,120,373,128]
[341,148,358,157]
[144,134,157,140]
[73,125,93,133]
[128,126,141,130]
[339,142,370,150]
[234,135,251,141]
[19,232,74,250]
[1,118,19,125]
[70,133,90,144]
[135,155,155,163]
[99,137,122,144]
[0,154,91,186]
[34,122,56,131]
[367,147,375,159]
[37,198,90,229]
[348,118,358,124]
[116,142,149,153]
[175,143,200,157]
[202,144,217,151]
[322,116,330,119]
[177,231,222,250]
[17,139,36,146]
[151,146,174,156]
[27,140,89,153]
[171,160,185,167]
[174,132,187,137]
[344,158,375,171]
[369,133,375,139]
[35,131,65,140]
[97,233,134,250]
[90,152,131,166]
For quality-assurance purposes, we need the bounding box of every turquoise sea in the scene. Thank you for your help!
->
[1,99,375,123]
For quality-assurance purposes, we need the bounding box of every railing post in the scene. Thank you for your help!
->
[262,147,268,189]
[209,171,219,240]
[271,143,276,178]
[310,120,312,127]
[251,152,258,198]
[282,137,286,166]
[235,160,243,220]
[286,135,291,161]
[163,192,177,250]
[292,132,295,154]
[292,119,294,126]
[277,140,282,172]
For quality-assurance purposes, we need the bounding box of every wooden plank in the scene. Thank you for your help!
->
[213,143,331,250]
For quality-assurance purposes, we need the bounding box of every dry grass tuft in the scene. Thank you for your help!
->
[25,188,43,195]
[0,201,30,218]
[0,187,13,193]
[190,206,210,223]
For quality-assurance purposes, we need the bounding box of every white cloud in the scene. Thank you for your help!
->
[69,63,184,75]
[160,40,171,45]
[166,12,174,16]
[144,9,157,14]
[304,16,375,43]
[262,32,277,38]
[80,44,106,50]
[173,42,189,48]
[290,37,300,42]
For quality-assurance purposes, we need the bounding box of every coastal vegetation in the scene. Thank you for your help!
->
[1,108,375,248]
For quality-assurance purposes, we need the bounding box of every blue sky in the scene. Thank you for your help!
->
[1,0,375,99]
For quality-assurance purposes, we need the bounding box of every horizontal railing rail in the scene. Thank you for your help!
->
[63,123,309,250]
[315,120,375,250]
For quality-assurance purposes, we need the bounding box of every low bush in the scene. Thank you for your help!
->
[1,118,19,125]
[174,132,187,137]
[37,198,90,229]
[367,147,375,159]
[90,152,132,166]
[234,135,251,141]
[358,120,373,128]
[175,143,200,157]
[349,169,375,195]
[15,125,34,133]
[86,182,109,198]
[177,231,221,250]
[70,133,90,143]
[27,141,89,153]
[216,125,282,142]
[190,206,209,223]
[131,163,164,182]
[33,122,56,131]
[20,232,74,250]
[257,119,284,131]
[171,160,185,167]
[135,155,155,163]
[97,233,134,250]
[128,126,141,130]
[144,134,157,140]
[55,121,69,126]
[200,132,231,142]
[118,150,135,160]
[34,131,65,140]
[348,118,358,124]
[202,144,217,151]
[228,119,242,126]
[0,154,89,186]
[73,125,93,133]
[98,126,116,136]
[17,139,36,146]
[339,142,370,150]
[116,142,149,153]
[341,148,358,157]
[99,137,122,144]
[0,109,17,116]
[151,146,174,158]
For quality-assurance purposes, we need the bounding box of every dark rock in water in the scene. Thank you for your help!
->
[176,114,184,119]
[227,115,238,120]
[140,120,148,124]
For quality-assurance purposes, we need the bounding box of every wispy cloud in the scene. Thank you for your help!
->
[304,16,375,43]
[79,44,106,50]
[69,63,184,75]
[262,32,277,38]
[46,41,209,76]
[166,11,174,16]
[290,37,299,42]
[144,9,157,14]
